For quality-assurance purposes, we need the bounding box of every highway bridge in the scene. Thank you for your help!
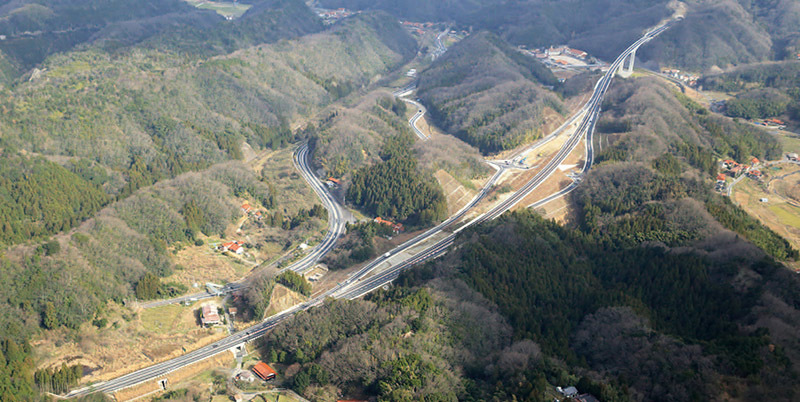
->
[65,18,678,399]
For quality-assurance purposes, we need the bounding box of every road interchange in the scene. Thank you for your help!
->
[66,18,678,399]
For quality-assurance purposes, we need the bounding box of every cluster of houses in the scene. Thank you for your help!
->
[374,217,404,234]
[315,7,356,24]
[401,20,434,36]
[524,46,590,61]
[756,118,786,129]
[241,202,263,221]
[547,46,589,60]
[717,157,765,192]
[720,157,763,179]
[661,68,699,87]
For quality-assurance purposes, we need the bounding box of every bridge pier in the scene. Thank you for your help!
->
[617,48,636,78]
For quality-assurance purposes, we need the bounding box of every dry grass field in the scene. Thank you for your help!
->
[732,165,800,269]
[33,298,229,385]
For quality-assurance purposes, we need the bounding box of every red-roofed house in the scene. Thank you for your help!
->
[326,177,341,188]
[374,217,403,233]
[749,170,763,179]
[241,203,253,214]
[766,118,786,126]
[220,241,244,255]
[716,174,727,182]
[252,362,276,381]
[566,48,588,59]
[750,157,760,166]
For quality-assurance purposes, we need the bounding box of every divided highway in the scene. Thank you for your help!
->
[66,19,678,399]
[281,142,348,274]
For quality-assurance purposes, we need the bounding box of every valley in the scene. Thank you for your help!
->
[1,1,800,401]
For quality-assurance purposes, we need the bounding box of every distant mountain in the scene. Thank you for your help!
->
[417,31,563,154]
[320,0,800,70]
[0,0,221,78]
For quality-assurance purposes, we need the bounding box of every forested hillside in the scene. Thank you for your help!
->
[0,3,423,399]
[0,0,220,80]
[346,132,447,226]
[641,0,772,70]
[701,61,800,126]
[319,0,671,62]
[0,8,415,247]
[264,74,800,401]
[0,153,109,245]
[417,31,564,154]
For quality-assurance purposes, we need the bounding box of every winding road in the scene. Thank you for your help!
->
[66,17,678,399]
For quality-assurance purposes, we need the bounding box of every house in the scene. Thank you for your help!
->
[575,394,600,402]
[228,243,243,254]
[730,165,744,176]
[721,159,735,168]
[252,362,277,381]
[374,217,403,233]
[254,211,263,221]
[716,173,727,182]
[748,170,763,179]
[557,386,579,398]
[326,177,341,188]
[566,48,588,59]
[241,203,253,214]
[201,304,221,327]
[236,370,255,383]
[766,118,786,126]
[750,157,760,166]
[787,152,798,161]
[220,241,244,255]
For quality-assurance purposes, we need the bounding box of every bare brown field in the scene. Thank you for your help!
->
[264,284,307,318]
[435,169,477,215]
[112,351,234,401]
[33,299,230,385]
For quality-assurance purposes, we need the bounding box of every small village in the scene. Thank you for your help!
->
[716,153,800,194]
[660,68,700,88]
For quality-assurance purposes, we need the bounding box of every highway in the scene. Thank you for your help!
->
[279,142,348,274]
[430,26,450,60]
[400,97,429,140]
[337,20,677,298]
[66,19,677,399]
